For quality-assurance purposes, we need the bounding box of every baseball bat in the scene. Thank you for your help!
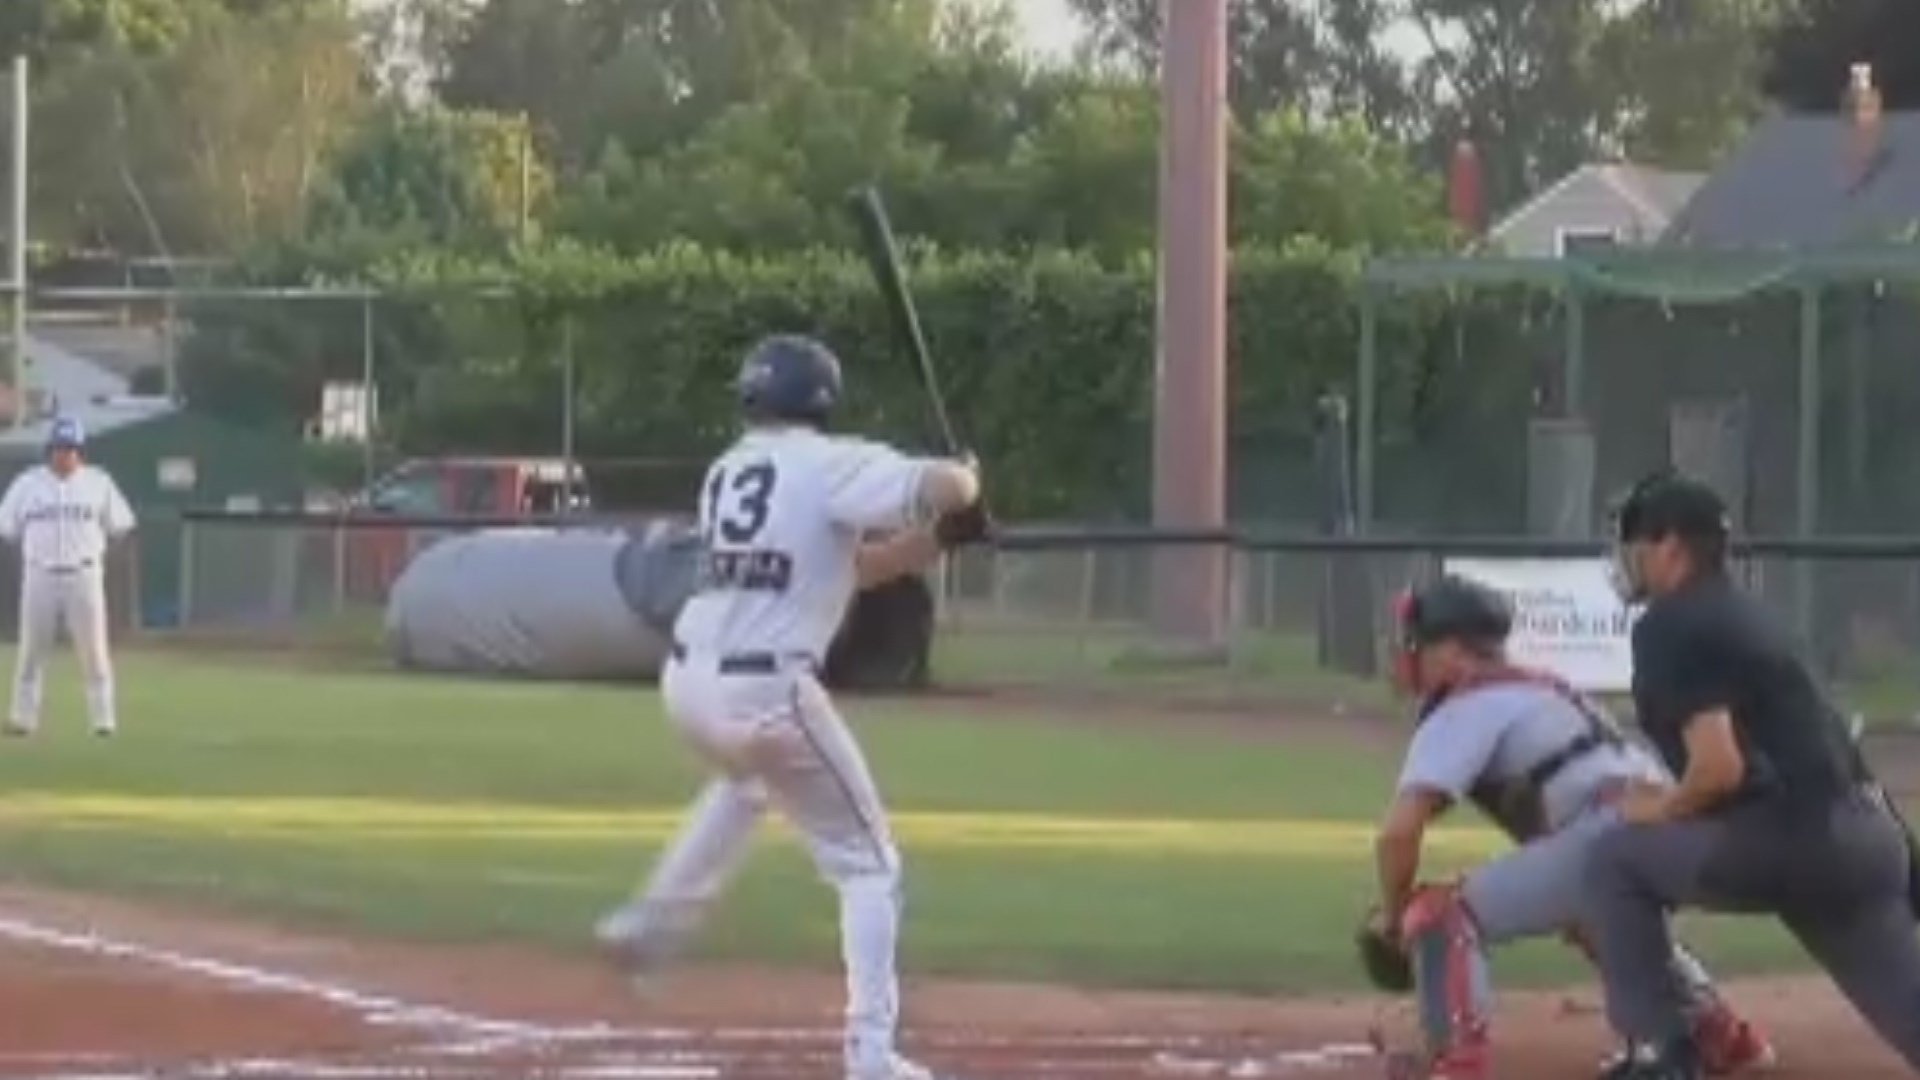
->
[844,184,964,457]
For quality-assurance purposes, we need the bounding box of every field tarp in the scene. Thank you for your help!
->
[384,523,692,680]
[383,522,934,688]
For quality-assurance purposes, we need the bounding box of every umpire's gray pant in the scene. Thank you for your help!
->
[1580,788,1920,1070]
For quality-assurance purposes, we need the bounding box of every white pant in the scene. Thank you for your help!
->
[12,564,115,731]
[644,654,903,1074]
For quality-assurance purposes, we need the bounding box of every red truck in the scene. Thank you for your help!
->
[345,457,593,599]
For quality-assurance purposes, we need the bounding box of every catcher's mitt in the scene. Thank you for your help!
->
[1356,911,1414,994]
[935,501,994,548]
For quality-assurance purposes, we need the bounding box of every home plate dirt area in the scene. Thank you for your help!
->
[0,886,1906,1080]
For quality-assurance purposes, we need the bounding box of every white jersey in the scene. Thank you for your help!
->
[672,427,929,661]
[0,464,137,570]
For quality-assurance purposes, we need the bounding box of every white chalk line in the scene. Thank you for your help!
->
[0,911,1386,1078]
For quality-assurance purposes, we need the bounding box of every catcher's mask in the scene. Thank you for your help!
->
[1607,469,1731,603]
[1391,575,1514,700]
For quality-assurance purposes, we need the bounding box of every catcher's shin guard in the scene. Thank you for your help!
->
[1400,885,1492,1077]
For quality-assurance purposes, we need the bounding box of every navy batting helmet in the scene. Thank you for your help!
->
[737,335,842,425]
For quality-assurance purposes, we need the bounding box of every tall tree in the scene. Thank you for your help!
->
[1595,0,1778,168]
[307,103,552,251]
[0,0,204,61]
[30,2,366,252]
[0,0,344,63]
[1762,0,1920,111]
[1406,0,1615,211]
[1233,109,1448,252]
[435,0,941,170]
[1066,0,1416,132]
[1409,0,1776,209]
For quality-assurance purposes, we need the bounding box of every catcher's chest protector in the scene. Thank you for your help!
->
[1420,666,1626,840]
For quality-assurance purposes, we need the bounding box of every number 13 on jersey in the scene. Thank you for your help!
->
[700,461,791,592]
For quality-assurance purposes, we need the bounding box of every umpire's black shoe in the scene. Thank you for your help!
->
[1599,1037,1703,1080]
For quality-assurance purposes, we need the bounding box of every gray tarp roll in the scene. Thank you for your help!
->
[383,520,933,687]
[385,522,696,679]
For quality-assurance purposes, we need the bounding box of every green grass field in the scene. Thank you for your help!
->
[0,648,1827,995]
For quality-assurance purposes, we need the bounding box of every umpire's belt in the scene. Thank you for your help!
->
[670,641,817,675]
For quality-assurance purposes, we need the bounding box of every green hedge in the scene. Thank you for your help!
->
[179,240,1531,523]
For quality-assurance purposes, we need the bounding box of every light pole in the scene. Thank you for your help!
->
[1150,0,1229,648]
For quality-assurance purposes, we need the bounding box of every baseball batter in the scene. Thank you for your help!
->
[1363,576,1771,1080]
[0,417,135,737]
[594,335,984,1080]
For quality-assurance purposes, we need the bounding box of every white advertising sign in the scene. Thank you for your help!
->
[1441,557,1640,693]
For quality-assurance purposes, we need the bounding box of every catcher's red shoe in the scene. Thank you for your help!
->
[1694,1006,1777,1075]
[1384,1045,1490,1080]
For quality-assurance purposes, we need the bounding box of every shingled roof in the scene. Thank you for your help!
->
[1663,111,1920,248]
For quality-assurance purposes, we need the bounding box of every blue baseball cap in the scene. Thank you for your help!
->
[47,417,86,450]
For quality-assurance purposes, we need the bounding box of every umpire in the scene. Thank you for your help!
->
[1581,470,1920,1079]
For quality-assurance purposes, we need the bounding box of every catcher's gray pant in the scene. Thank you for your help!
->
[1411,805,1728,1058]
[1581,788,1920,1067]
[640,653,904,1075]
[1470,805,1716,991]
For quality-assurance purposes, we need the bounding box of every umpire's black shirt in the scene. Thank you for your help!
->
[1631,570,1860,807]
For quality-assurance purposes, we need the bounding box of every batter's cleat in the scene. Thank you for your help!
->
[1692,1007,1776,1075]
[4,720,33,737]
[91,724,116,738]
[1599,1038,1703,1080]
[846,1052,939,1080]
[592,901,698,983]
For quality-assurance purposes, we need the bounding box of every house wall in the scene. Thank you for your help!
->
[1490,171,1672,257]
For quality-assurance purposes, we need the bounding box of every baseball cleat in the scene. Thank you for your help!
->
[846,1052,940,1080]
[592,901,698,984]
[1598,1038,1704,1080]
[1383,1048,1489,1079]
[4,720,33,737]
[1693,1008,1776,1075]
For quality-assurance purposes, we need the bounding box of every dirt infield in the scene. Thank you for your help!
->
[0,886,1906,1079]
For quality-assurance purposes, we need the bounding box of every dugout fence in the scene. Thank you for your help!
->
[139,510,1920,726]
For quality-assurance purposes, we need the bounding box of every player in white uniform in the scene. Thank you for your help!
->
[595,336,984,1080]
[0,417,137,737]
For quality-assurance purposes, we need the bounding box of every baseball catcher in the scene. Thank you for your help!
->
[1362,575,1773,1079]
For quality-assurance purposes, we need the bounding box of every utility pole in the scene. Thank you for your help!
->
[1150,0,1228,649]
[9,56,27,429]
[518,115,532,248]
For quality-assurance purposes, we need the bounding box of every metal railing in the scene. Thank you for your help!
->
[140,510,1920,720]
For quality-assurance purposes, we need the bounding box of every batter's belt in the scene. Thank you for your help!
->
[669,640,819,676]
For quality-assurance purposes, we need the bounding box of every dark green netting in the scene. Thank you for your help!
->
[1355,246,1920,679]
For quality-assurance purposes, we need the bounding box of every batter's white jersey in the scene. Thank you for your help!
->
[0,464,136,568]
[672,428,928,660]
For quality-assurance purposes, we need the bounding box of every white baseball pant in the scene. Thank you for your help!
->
[643,652,904,1075]
[12,562,116,733]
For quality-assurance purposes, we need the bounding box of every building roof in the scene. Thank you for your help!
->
[1488,163,1706,255]
[0,397,176,451]
[1664,111,1920,248]
[23,334,131,404]
[27,316,169,380]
